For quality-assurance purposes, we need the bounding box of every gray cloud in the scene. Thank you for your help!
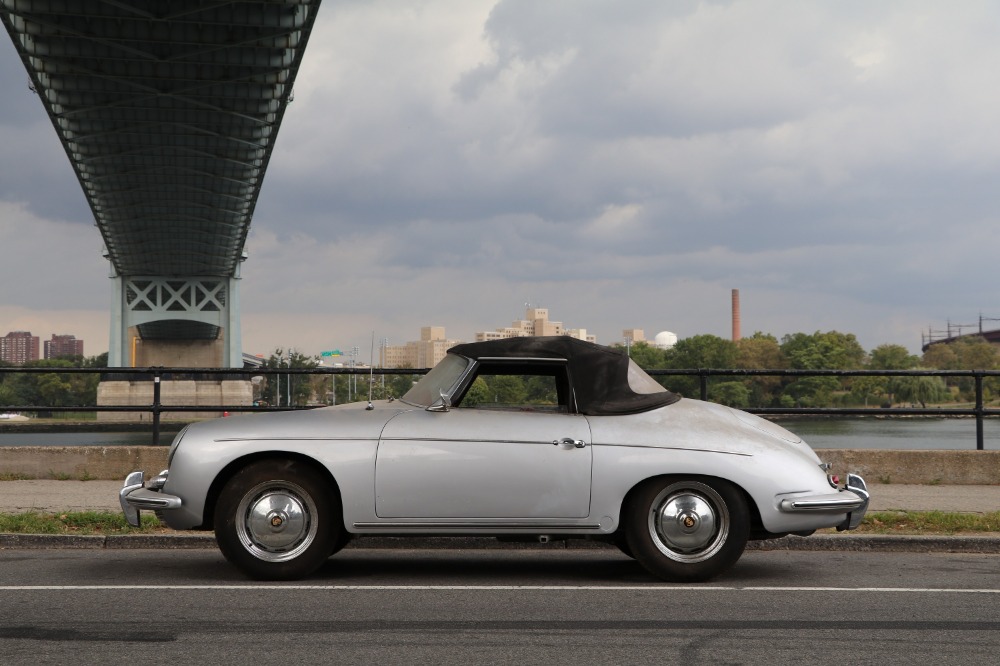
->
[3,1,1000,357]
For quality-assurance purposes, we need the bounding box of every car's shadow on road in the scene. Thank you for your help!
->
[78,545,795,586]
[301,547,789,586]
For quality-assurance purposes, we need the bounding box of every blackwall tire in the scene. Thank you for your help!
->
[625,477,749,583]
[214,459,340,581]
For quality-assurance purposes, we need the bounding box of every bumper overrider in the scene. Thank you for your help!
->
[119,470,183,527]
[778,473,870,531]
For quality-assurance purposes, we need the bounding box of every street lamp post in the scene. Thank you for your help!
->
[380,338,389,394]
[351,345,360,399]
[287,348,293,407]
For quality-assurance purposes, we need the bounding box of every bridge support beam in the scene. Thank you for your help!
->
[101,269,249,423]
[107,272,243,369]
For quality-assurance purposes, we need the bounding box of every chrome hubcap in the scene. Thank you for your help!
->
[648,482,729,563]
[236,481,317,562]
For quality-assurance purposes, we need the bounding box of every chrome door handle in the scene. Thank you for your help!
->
[553,438,587,448]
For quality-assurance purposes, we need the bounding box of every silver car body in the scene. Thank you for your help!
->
[127,394,865,538]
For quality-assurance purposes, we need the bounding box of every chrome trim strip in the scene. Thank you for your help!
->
[780,496,867,512]
[474,357,568,363]
[353,522,602,530]
[379,437,587,447]
[778,473,871,519]
[123,488,183,511]
[840,473,871,530]
[213,436,380,443]
[119,471,145,527]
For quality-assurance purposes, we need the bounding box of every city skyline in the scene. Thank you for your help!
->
[0,331,85,364]
[4,2,1000,360]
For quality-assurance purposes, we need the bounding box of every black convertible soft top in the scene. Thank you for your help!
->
[448,336,681,416]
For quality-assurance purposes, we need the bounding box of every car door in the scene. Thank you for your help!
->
[375,360,593,520]
[376,408,593,519]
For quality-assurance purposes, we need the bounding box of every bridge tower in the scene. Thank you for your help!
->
[2,1,322,376]
[108,271,243,369]
[3,1,323,418]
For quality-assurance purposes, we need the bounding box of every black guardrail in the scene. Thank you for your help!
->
[1,366,999,449]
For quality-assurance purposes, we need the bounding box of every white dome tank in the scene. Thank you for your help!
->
[654,331,678,349]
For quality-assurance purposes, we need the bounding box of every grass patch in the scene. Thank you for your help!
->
[0,511,166,535]
[848,510,1000,535]
[1,510,998,538]
[0,473,36,481]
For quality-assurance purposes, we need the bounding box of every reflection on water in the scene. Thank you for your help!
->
[777,417,999,451]
[0,417,996,450]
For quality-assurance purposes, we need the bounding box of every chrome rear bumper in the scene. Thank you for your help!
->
[778,473,870,531]
[119,470,183,527]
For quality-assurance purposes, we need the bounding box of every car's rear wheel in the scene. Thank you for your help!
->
[214,460,340,580]
[625,477,749,582]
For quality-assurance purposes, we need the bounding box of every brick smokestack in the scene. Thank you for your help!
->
[731,289,741,342]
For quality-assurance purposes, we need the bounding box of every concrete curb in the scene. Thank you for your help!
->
[3,533,1000,553]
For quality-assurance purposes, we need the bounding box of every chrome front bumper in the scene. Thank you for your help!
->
[119,470,183,527]
[778,473,870,531]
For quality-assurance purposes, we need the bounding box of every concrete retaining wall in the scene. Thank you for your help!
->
[821,449,1000,486]
[1,447,998,484]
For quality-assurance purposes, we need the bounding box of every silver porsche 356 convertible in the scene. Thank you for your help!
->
[121,336,869,582]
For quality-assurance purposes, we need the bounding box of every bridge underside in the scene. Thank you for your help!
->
[1,0,322,366]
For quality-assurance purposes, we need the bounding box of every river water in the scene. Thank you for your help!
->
[0,417,996,450]
[779,417,997,451]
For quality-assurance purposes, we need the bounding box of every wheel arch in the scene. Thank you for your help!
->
[200,451,344,532]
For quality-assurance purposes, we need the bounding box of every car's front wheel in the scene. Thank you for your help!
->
[625,477,749,582]
[214,460,341,580]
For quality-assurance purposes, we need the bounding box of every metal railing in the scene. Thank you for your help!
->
[649,368,1000,451]
[2,366,999,449]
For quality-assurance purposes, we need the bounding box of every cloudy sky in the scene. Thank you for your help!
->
[3,0,1000,361]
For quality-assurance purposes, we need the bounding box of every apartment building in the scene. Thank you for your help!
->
[475,307,597,343]
[44,334,84,359]
[380,326,462,369]
[0,331,40,365]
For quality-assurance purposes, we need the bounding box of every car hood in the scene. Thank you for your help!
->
[180,400,413,442]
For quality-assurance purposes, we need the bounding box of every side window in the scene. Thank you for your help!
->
[455,363,571,413]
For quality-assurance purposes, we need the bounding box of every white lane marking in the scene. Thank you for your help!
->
[1,585,999,593]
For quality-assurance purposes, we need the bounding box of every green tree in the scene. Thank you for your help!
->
[735,332,786,407]
[780,331,866,370]
[893,373,949,408]
[779,331,865,407]
[709,381,750,408]
[923,338,1000,401]
[461,377,491,407]
[922,343,958,370]
[618,342,668,370]
[0,357,102,409]
[850,375,888,407]
[460,375,527,407]
[260,349,320,407]
[662,335,739,398]
[869,344,919,370]
[853,343,919,407]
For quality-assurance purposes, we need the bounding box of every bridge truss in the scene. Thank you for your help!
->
[1,0,323,365]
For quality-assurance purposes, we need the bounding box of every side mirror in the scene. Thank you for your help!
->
[426,389,451,413]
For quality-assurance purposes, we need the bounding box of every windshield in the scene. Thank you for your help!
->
[401,354,471,407]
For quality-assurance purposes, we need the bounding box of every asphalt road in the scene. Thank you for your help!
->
[1,548,999,664]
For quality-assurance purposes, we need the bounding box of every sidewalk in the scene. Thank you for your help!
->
[1,480,999,553]
[1,480,999,514]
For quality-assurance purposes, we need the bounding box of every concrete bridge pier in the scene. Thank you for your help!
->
[98,271,251,422]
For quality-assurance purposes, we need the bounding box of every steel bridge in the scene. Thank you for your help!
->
[1,0,323,367]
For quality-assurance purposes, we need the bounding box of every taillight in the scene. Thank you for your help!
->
[827,474,840,489]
